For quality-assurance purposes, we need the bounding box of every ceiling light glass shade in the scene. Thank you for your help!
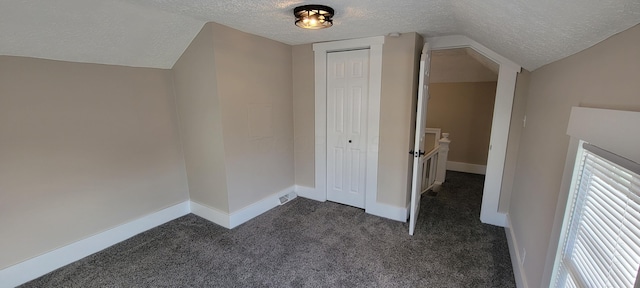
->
[294,5,334,29]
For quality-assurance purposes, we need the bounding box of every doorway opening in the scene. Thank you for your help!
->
[426,48,498,177]
[424,36,521,227]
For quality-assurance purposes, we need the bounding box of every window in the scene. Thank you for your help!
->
[553,142,640,287]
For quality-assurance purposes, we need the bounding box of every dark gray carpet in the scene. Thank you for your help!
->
[22,171,515,287]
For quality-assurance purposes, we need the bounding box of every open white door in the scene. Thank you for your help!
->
[409,43,432,235]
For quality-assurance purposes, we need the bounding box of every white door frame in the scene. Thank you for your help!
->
[427,35,522,227]
[313,36,384,213]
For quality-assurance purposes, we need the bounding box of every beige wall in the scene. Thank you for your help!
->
[498,70,530,212]
[430,49,498,83]
[509,24,640,287]
[210,23,294,212]
[172,24,230,213]
[0,56,189,269]
[173,22,294,213]
[292,44,315,187]
[377,32,423,207]
[426,82,497,165]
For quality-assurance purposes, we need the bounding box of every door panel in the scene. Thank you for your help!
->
[409,43,432,235]
[333,147,344,190]
[327,49,370,209]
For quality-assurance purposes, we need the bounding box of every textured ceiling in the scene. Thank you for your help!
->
[2,0,639,70]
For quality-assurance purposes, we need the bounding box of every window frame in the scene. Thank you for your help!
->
[542,107,640,287]
[551,141,640,287]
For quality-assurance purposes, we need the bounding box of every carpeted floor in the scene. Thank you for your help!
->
[21,171,515,287]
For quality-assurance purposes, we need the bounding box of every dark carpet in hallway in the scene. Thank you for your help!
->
[22,171,515,287]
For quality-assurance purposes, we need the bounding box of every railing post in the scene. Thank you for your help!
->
[435,133,450,185]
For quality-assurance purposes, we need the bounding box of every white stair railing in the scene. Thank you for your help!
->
[435,133,450,185]
[421,146,439,193]
[420,129,451,193]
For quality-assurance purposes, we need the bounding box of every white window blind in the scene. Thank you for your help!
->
[554,143,640,288]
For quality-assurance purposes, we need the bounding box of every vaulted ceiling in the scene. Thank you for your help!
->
[2,0,639,70]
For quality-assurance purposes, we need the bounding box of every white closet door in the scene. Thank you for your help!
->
[326,49,370,209]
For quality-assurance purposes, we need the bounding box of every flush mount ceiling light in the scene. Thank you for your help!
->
[294,5,334,29]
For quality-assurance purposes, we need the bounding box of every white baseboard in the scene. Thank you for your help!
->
[365,201,409,223]
[295,185,326,202]
[296,185,407,222]
[2,185,300,287]
[190,201,231,228]
[228,186,295,228]
[0,201,190,288]
[480,211,508,227]
[191,186,296,229]
[447,161,487,175]
[505,215,528,288]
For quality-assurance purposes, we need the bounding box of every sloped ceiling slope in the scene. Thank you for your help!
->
[0,0,203,68]
[1,0,639,70]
